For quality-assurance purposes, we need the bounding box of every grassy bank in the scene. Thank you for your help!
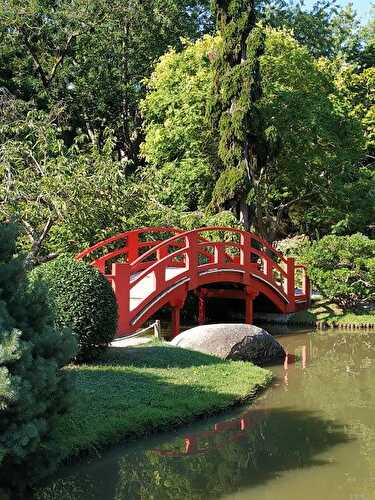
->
[288,300,375,328]
[56,342,272,459]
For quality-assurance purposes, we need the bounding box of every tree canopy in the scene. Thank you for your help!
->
[0,0,373,253]
[142,27,369,239]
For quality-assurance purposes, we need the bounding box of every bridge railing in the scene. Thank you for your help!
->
[125,227,305,314]
[77,226,310,332]
[76,227,184,273]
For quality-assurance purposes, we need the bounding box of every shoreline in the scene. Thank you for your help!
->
[255,302,375,331]
[58,379,271,465]
[257,318,375,330]
[54,343,273,463]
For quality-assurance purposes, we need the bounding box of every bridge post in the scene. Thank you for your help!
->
[171,306,181,339]
[186,232,199,289]
[127,232,139,262]
[245,287,259,325]
[240,232,252,284]
[112,263,131,335]
[198,288,207,325]
[156,246,169,261]
[304,274,311,305]
[286,257,296,312]
[170,295,186,338]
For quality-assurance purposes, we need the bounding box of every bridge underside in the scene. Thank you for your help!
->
[129,269,302,338]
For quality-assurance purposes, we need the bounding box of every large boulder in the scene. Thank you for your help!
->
[171,324,286,365]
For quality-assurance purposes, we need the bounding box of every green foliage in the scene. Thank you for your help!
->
[0,0,211,161]
[302,234,375,310]
[0,103,186,260]
[275,234,310,257]
[141,36,217,213]
[357,4,375,68]
[286,298,375,327]
[31,257,118,362]
[142,28,366,240]
[0,0,373,263]
[336,65,375,156]
[0,224,76,495]
[0,330,19,411]
[212,166,246,206]
[259,29,365,237]
[263,0,364,61]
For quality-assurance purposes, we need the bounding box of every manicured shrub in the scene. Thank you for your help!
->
[302,234,375,310]
[0,224,76,496]
[31,257,118,362]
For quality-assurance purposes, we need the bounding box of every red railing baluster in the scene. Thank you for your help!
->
[187,231,198,289]
[264,256,273,281]
[214,243,224,266]
[127,232,139,262]
[157,244,168,262]
[154,260,166,290]
[112,263,131,334]
[287,257,296,310]
[240,232,251,274]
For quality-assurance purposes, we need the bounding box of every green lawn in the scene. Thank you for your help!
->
[56,342,272,459]
[289,299,375,327]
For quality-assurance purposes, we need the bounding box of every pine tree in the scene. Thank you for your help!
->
[0,224,76,496]
[209,0,277,234]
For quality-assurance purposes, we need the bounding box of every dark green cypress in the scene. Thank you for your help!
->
[0,224,76,496]
[209,0,274,233]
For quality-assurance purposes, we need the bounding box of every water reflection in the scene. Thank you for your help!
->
[36,331,375,500]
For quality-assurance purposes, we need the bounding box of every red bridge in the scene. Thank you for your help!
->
[77,227,310,337]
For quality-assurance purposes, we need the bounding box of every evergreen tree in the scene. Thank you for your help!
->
[0,224,76,496]
[209,0,276,234]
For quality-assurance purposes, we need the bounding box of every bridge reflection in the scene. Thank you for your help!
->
[152,342,312,458]
[152,409,266,458]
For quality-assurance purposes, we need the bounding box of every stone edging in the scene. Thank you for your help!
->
[315,321,375,330]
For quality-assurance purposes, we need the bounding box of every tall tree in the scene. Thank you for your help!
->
[209,0,275,233]
[142,30,366,239]
[261,0,363,60]
[0,0,211,162]
[359,5,375,69]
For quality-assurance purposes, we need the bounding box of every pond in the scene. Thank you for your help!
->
[37,329,375,500]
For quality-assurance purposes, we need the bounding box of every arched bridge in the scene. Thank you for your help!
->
[77,227,310,337]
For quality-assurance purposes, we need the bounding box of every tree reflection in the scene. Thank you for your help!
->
[300,332,375,498]
[36,331,375,500]
[113,407,348,500]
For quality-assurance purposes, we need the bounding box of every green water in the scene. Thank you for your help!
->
[37,330,375,500]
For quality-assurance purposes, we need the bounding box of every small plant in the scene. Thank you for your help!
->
[302,234,375,310]
[276,234,310,257]
[31,257,118,362]
[0,224,76,496]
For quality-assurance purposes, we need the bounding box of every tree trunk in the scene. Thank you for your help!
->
[239,193,251,230]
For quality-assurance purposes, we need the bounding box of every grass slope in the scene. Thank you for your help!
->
[56,342,272,459]
[289,299,375,327]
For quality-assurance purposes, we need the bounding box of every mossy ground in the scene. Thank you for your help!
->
[56,341,272,459]
[289,299,375,328]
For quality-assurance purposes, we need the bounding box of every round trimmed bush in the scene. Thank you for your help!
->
[31,256,118,362]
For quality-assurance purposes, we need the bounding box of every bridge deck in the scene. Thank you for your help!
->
[130,267,186,310]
